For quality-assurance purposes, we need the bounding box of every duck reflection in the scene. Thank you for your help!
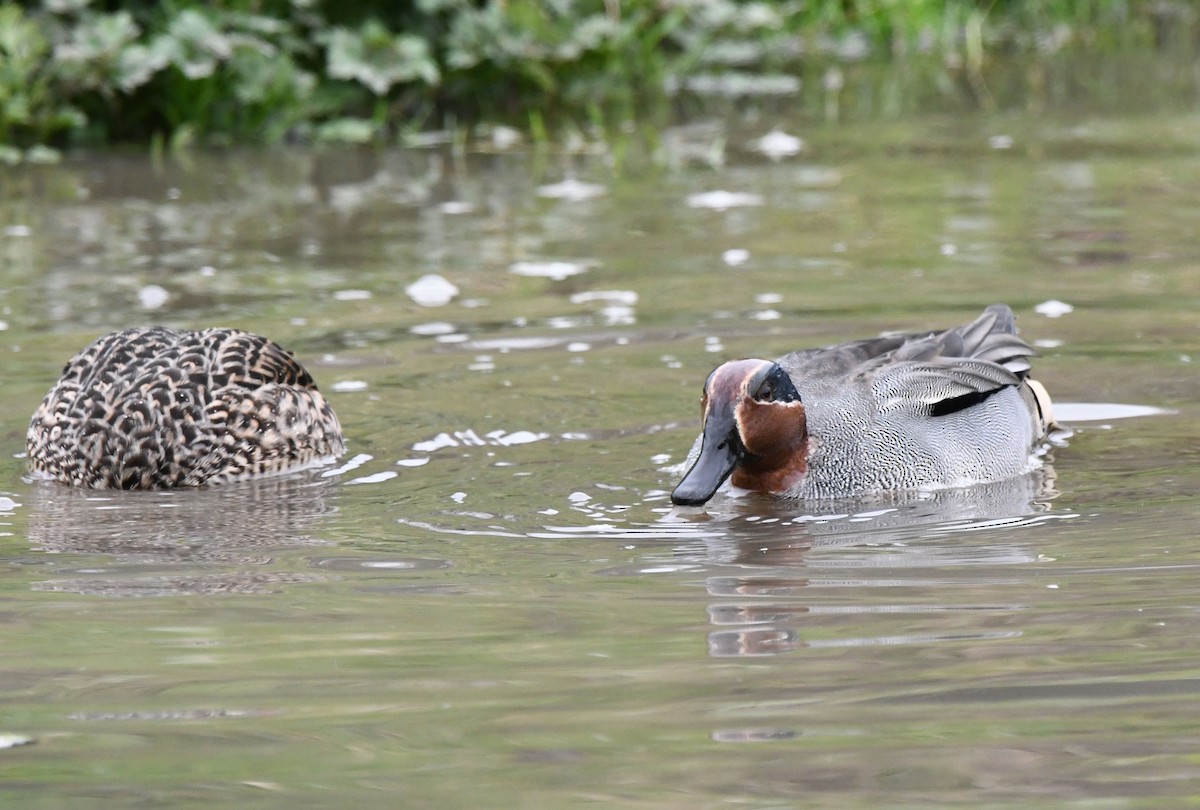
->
[23,471,340,596]
[661,467,1069,658]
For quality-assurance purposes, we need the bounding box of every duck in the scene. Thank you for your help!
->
[671,304,1058,506]
[26,327,345,489]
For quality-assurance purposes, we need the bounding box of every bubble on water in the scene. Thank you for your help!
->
[451,491,467,503]
[722,248,750,266]
[751,130,804,160]
[438,201,475,215]
[4,225,31,237]
[939,243,958,257]
[1034,339,1064,349]
[347,471,398,485]
[510,260,592,281]
[435,333,470,344]
[138,285,169,310]
[651,454,671,465]
[331,380,368,393]
[0,320,7,331]
[568,492,590,504]
[406,274,459,307]
[755,292,783,304]
[753,309,781,321]
[687,190,764,210]
[567,342,590,353]
[334,289,372,301]
[1035,299,1074,318]
[0,497,19,511]
[705,336,724,353]
[989,134,1015,150]
[198,265,216,277]
[410,321,457,336]
[537,178,607,201]
[395,458,430,467]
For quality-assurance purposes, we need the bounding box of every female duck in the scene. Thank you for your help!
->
[672,304,1058,505]
[27,327,345,489]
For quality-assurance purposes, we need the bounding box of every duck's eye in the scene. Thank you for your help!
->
[752,366,800,404]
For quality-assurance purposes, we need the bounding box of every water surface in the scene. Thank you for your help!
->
[2,102,1199,808]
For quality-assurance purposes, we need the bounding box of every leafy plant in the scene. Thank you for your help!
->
[0,0,1190,149]
[0,3,84,149]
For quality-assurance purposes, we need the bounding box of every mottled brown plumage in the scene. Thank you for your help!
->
[27,327,345,489]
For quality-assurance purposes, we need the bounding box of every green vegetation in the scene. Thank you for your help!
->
[0,0,1194,157]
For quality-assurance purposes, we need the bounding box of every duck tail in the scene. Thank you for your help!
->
[1024,377,1058,436]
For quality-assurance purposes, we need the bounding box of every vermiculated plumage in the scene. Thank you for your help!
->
[27,327,345,489]
[672,304,1060,505]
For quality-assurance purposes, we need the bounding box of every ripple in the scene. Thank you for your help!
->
[411,429,550,452]
[310,556,451,572]
[707,627,1021,657]
[33,572,326,597]
[1054,402,1173,421]
[69,708,274,722]
[346,471,398,485]
[712,728,799,742]
[321,453,373,478]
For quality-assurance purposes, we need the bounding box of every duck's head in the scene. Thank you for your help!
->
[671,359,809,506]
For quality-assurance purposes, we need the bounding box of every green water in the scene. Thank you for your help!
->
[2,101,1199,807]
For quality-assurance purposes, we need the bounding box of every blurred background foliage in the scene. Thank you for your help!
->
[0,0,1196,157]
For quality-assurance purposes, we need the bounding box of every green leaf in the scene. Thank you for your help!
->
[326,21,440,95]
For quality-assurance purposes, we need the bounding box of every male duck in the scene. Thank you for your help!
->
[672,304,1058,505]
[27,327,345,489]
